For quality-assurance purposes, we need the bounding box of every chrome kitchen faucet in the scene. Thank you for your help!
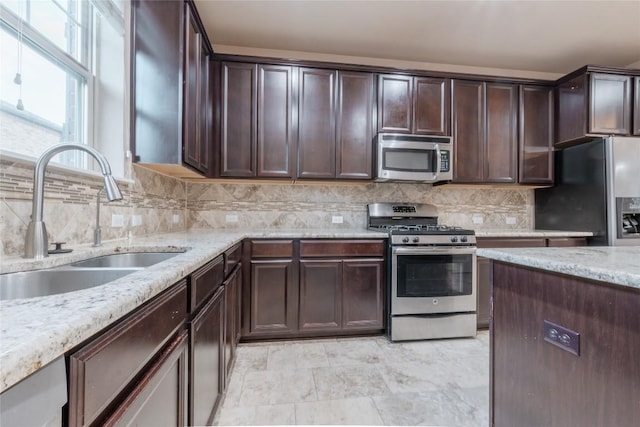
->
[24,143,123,259]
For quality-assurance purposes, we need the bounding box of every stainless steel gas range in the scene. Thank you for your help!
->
[368,203,477,341]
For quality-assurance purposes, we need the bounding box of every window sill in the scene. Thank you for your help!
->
[0,150,135,186]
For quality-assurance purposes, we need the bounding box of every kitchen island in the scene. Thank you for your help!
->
[478,246,640,427]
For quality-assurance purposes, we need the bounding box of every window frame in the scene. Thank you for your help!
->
[0,1,129,178]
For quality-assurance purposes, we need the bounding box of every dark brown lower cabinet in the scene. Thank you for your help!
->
[342,259,384,330]
[476,257,492,329]
[244,239,385,341]
[68,282,187,427]
[491,262,640,427]
[103,331,189,427]
[248,259,297,336]
[189,287,224,427]
[299,260,342,332]
[298,258,385,333]
[223,263,242,384]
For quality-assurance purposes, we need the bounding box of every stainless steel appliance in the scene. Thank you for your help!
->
[375,133,453,183]
[535,136,640,246]
[368,203,477,341]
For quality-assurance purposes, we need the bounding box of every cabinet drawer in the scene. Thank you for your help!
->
[300,240,385,257]
[68,281,187,427]
[190,256,224,313]
[102,330,188,427]
[250,240,294,258]
[546,237,587,247]
[224,243,242,276]
[476,238,546,248]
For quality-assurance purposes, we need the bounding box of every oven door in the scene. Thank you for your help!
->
[391,246,477,315]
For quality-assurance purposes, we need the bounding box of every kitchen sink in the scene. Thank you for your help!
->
[0,268,139,300]
[69,252,182,268]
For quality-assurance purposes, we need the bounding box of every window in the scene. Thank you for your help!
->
[0,0,128,177]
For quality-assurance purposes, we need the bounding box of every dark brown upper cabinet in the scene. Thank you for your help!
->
[258,65,295,177]
[297,68,337,179]
[378,74,450,135]
[519,85,554,184]
[485,82,518,183]
[556,68,635,144]
[453,80,552,185]
[219,62,257,177]
[298,68,375,180]
[183,2,211,175]
[634,76,640,136]
[132,0,212,177]
[336,71,375,179]
[451,80,486,182]
[219,62,295,178]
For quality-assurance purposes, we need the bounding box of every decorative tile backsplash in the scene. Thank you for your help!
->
[1,156,533,257]
[0,158,187,257]
[187,181,533,231]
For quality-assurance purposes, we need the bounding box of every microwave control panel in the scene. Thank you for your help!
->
[440,151,450,172]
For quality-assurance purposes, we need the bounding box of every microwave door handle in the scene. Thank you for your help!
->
[434,144,441,179]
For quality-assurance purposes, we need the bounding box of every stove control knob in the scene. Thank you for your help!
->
[450,236,458,243]
[402,237,410,243]
[461,235,468,243]
[412,237,420,243]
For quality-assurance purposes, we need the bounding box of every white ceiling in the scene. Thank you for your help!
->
[194,0,640,79]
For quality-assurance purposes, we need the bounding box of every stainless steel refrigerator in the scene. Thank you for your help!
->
[535,136,640,246]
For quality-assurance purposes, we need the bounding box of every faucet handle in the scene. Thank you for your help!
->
[49,242,73,254]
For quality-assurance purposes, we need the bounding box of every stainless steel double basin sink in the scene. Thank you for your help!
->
[0,252,182,301]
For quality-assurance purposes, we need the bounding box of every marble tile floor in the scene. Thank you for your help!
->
[213,331,490,426]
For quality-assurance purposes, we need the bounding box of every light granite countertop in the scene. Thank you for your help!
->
[475,229,593,238]
[0,228,387,393]
[0,227,597,393]
[478,246,640,290]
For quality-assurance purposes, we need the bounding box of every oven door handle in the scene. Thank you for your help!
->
[392,247,477,256]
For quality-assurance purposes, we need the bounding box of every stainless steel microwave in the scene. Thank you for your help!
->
[375,133,453,183]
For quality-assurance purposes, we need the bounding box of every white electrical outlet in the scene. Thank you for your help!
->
[132,215,142,227]
[111,214,124,228]
[506,217,517,225]
[226,214,239,223]
[332,215,344,224]
[172,214,181,224]
[472,215,484,225]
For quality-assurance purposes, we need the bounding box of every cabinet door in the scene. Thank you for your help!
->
[297,67,337,179]
[378,74,412,133]
[336,71,375,179]
[452,80,485,182]
[132,0,182,165]
[198,37,211,175]
[190,288,224,427]
[250,259,297,335]
[633,76,640,136]
[223,265,240,385]
[68,282,187,427]
[258,64,294,177]
[299,260,342,331]
[182,5,201,172]
[485,82,518,183]
[103,331,188,427]
[555,74,588,144]
[519,85,553,184]
[182,4,211,175]
[342,259,384,330]
[414,77,450,135]
[221,62,257,176]
[590,73,631,135]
